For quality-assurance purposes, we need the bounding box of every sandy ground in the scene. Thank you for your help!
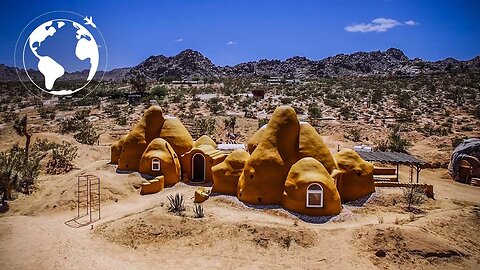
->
[0,143,479,269]
[0,121,479,269]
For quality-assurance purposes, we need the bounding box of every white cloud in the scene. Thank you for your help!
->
[404,20,419,26]
[175,38,184,42]
[226,41,238,45]
[345,18,402,33]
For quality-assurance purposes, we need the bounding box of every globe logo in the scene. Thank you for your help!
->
[15,11,108,97]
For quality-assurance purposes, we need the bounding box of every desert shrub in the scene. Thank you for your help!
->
[308,103,322,119]
[171,93,183,103]
[193,204,204,218]
[280,97,293,105]
[115,114,127,126]
[189,101,200,110]
[344,128,361,142]
[371,88,383,104]
[74,124,100,145]
[258,118,269,129]
[339,106,356,120]
[416,125,450,136]
[127,70,147,92]
[45,142,78,174]
[31,138,58,152]
[397,91,411,109]
[474,105,480,120]
[150,86,168,100]
[59,117,86,134]
[167,193,185,215]
[32,139,78,174]
[59,110,99,145]
[104,103,121,118]
[59,109,91,134]
[207,97,225,115]
[2,111,17,123]
[324,97,339,108]
[378,125,411,153]
[38,106,56,120]
[73,109,91,120]
[451,137,467,148]
[195,118,216,136]
[0,144,41,201]
[402,186,427,212]
[460,125,474,131]
[104,104,127,125]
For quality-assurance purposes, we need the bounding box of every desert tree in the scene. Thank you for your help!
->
[13,115,32,160]
[128,70,148,92]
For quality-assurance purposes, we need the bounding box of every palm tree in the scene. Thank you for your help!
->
[13,115,32,160]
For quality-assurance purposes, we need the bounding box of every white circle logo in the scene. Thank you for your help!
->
[14,11,108,97]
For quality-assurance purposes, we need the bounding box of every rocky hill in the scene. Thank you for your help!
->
[127,48,480,80]
[0,64,130,82]
[124,49,222,82]
[2,48,479,82]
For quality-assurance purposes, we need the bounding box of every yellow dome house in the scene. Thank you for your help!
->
[111,105,375,216]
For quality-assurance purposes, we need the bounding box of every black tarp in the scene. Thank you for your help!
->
[448,138,480,177]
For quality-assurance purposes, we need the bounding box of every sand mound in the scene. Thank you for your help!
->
[355,224,469,269]
[95,202,316,251]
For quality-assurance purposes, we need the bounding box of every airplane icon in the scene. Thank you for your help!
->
[83,16,97,28]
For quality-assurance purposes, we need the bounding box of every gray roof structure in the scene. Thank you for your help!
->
[355,150,425,166]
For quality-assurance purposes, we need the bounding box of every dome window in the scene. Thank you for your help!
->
[306,183,323,208]
[151,158,161,171]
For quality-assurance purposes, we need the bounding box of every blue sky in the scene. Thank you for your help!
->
[1,0,479,70]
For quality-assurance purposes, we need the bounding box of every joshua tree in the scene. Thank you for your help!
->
[223,116,236,134]
[13,115,32,160]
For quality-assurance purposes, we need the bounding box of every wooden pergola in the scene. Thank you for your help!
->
[355,150,425,183]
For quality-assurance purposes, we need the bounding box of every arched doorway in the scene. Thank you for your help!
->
[192,153,205,182]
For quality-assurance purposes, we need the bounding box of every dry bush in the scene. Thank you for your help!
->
[403,186,427,212]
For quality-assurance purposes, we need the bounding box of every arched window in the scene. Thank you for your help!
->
[306,183,323,208]
[151,158,160,171]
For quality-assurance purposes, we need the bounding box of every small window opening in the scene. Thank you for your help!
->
[151,158,161,171]
[306,183,323,208]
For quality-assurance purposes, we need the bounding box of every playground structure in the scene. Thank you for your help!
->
[76,174,100,224]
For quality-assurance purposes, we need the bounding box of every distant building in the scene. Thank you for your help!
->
[125,92,146,105]
[171,80,204,85]
[286,79,302,84]
[265,76,302,85]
